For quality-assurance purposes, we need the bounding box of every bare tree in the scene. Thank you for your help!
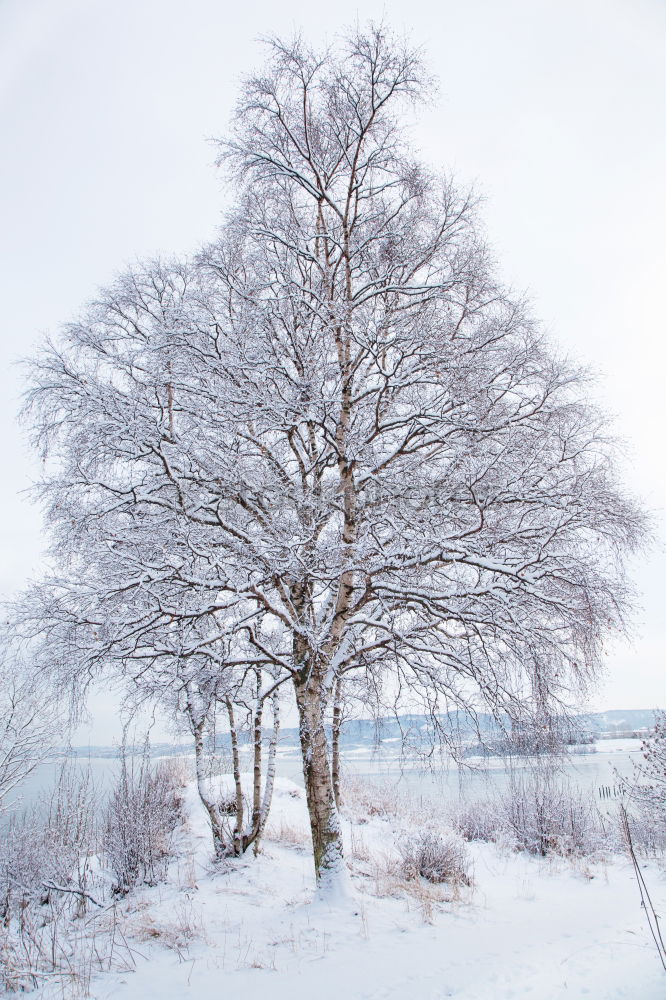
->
[19,26,646,895]
[635,711,666,797]
[0,664,57,811]
[622,710,666,836]
[141,646,281,859]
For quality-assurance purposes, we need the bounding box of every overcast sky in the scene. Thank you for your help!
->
[1,0,664,742]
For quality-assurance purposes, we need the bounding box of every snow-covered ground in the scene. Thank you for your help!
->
[65,775,666,1000]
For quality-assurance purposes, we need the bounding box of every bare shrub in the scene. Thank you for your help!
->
[619,712,666,858]
[618,799,666,858]
[372,849,469,924]
[0,900,138,996]
[499,769,602,857]
[341,776,408,823]
[103,750,184,894]
[447,770,608,858]
[0,764,100,925]
[397,827,471,886]
[0,764,137,994]
[448,798,499,843]
[0,926,31,994]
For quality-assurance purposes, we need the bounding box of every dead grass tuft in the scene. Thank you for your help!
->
[265,819,310,850]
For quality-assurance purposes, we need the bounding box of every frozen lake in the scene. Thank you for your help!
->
[278,738,643,806]
[6,738,643,819]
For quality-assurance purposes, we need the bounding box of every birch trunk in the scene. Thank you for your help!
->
[331,677,343,810]
[248,690,281,855]
[251,668,263,836]
[294,675,346,891]
[226,699,244,857]
[193,721,226,859]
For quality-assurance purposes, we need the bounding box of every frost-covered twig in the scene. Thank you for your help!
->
[620,803,666,971]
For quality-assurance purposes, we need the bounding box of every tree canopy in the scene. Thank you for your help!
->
[15,25,646,890]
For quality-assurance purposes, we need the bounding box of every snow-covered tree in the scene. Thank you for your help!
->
[125,635,281,859]
[18,26,646,892]
[0,662,57,811]
[624,710,666,828]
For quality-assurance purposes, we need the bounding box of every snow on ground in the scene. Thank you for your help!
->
[77,776,664,1000]
[592,738,646,754]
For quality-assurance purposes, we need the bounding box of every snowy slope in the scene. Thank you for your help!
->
[71,777,665,1000]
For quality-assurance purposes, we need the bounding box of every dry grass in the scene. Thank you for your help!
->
[448,797,499,843]
[341,776,474,921]
[264,819,310,850]
[341,775,409,822]
[0,901,139,997]
[176,853,200,891]
[446,775,615,861]
[348,825,371,863]
[397,827,472,887]
[370,852,470,924]
[132,896,207,959]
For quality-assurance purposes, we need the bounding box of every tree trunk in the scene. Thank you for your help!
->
[294,675,347,894]
[193,721,226,859]
[331,677,343,810]
[250,667,263,836]
[255,691,280,850]
[226,699,244,857]
[246,690,281,855]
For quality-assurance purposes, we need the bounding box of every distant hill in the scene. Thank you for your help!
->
[66,708,658,758]
[271,708,658,753]
[578,708,658,733]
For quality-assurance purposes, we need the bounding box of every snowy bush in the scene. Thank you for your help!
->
[397,828,471,886]
[447,771,607,857]
[341,776,408,822]
[0,764,99,923]
[499,769,602,857]
[0,670,58,813]
[0,765,115,994]
[103,753,184,894]
[448,798,500,843]
[0,754,185,993]
[620,797,666,857]
[620,712,666,857]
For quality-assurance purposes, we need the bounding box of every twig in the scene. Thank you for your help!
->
[42,882,103,908]
[620,804,666,972]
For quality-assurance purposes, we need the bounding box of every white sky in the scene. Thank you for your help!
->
[1,0,664,743]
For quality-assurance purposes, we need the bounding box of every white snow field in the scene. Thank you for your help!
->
[61,777,665,1000]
